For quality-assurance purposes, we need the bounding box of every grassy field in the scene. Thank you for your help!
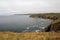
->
[0,32,60,40]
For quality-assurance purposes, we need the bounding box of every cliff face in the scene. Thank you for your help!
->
[50,22,60,32]
[45,20,60,32]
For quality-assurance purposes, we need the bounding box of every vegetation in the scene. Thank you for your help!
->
[30,13,60,20]
[0,32,60,40]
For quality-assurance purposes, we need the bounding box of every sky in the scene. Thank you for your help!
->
[0,0,60,15]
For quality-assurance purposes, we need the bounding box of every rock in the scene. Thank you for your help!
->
[45,20,60,32]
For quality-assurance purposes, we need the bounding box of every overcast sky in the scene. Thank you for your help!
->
[0,0,60,15]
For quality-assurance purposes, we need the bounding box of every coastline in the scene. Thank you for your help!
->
[30,13,60,32]
[30,13,60,20]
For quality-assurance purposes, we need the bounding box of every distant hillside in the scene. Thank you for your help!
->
[30,13,60,20]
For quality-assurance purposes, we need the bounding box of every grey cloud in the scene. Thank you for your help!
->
[0,0,60,15]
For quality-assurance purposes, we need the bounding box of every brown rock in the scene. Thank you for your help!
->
[45,20,60,32]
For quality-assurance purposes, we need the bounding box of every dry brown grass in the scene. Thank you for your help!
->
[0,32,60,40]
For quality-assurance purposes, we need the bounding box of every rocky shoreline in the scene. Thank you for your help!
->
[30,13,60,32]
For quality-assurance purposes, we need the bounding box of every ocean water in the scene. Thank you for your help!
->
[0,15,52,32]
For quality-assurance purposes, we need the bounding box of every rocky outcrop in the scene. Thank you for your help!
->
[45,20,60,32]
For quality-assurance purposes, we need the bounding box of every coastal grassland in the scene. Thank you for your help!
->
[0,32,60,40]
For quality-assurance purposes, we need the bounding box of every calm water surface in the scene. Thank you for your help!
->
[0,15,52,32]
